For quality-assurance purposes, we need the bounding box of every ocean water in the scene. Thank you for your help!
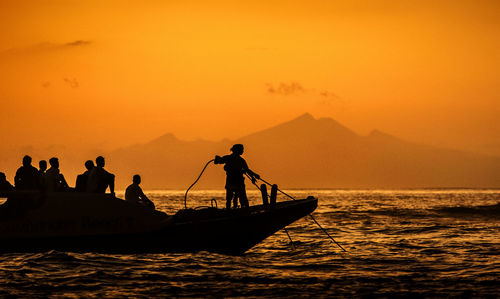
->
[0,189,499,297]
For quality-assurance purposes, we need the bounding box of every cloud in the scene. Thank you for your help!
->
[266,82,305,96]
[41,81,51,88]
[0,40,92,58]
[63,40,92,47]
[63,77,79,88]
[36,40,92,51]
[266,81,341,105]
[319,90,339,99]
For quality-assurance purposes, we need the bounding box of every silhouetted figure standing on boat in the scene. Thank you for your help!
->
[14,155,40,190]
[214,144,260,209]
[75,160,94,192]
[125,175,155,209]
[38,160,47,187]
[44,157,69,192]
[0,172,14,191]
[87,156,115,195]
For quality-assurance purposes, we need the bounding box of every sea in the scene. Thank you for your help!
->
[0,189,499,297]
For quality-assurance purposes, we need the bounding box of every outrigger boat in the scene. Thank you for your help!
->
[0,191,317,255]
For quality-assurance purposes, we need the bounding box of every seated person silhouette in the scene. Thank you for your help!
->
[214,144,260,209]
[86,156,115,195]
[38,160,47,187]
[0,172,14,191]
[125,175,155,209]
[14,155,40,190]
[38,160,47,174]
[44,157,69,192]
[75,160,95,192]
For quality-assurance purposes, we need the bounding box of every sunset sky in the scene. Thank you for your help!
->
[1,0,499,156]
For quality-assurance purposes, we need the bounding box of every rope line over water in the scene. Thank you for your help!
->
[246,173,347,252]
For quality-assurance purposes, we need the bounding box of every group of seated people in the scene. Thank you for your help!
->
[0,155,154,208]
[75,156,115,194]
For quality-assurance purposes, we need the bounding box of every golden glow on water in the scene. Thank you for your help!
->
[0,190,498,296]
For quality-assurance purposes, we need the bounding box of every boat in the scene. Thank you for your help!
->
[0,191,317,255]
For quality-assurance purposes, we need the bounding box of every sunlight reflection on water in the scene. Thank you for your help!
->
[0,189,499,297]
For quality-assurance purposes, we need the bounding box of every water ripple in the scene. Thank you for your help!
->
[0,189,499,297]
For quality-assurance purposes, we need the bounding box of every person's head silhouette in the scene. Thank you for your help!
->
[22,155,32,167]
[49,157,59,169]
[133,174,141,185]
[230,144,244,155]
[85,160,94,171]
[0,172,6,182]
[39,160,47,172]
[96,156,105,168]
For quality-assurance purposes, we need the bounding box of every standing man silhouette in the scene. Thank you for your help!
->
[214,144,260,209]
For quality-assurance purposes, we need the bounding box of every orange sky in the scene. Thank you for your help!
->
[1,0,499,155]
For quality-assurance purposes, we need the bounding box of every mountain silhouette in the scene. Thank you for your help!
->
[108,113,500,189]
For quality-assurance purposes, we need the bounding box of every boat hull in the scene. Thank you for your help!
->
[0,197,317,255]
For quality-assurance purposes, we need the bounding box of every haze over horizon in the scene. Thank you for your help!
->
[1,112,498,160]
[1,113,498,190]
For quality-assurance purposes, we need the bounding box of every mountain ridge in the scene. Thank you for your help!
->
[107,114,500,189]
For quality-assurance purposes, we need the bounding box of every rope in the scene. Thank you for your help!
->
[245,173,296,250]
[254,175,347,252]
[307,213,347,252]
[258,177,296,202]
[211,198,218,208]
[185,160,347,252]
[283,227,296,250]
[245,173,261,190]
[184,159,215,209]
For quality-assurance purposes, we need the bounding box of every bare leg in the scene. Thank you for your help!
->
[238,188,249,208]
[226,190,233,209]
[233,194,238,208]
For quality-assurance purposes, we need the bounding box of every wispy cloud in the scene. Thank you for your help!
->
[319,90,339,99]
[0,40,92,58]
[63,77,79,88]
[266,82,305,96]
[64,40,91,47]
[266,81,341,105]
